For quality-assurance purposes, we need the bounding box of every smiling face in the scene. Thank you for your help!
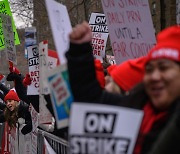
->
[6,100,18,111]
[143,59,180,110]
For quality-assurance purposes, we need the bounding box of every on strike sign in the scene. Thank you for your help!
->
[89,13,109,62]
[101,0,156,64]
[69,103,143,154]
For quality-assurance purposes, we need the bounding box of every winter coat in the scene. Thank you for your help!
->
[66,42,180,154]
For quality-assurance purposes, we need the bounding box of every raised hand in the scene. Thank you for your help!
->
[69,21,92,44]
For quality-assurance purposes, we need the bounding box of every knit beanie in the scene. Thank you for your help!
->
[108,57,146,91]
[146,25,180,64]
[107,64,117,75]
[94,59,105,88]
[4,90,20,102]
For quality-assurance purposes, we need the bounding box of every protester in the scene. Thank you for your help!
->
[6,66,40,112]
[105,57,145,94]
[66,21,180,154]
[0,89,32,135]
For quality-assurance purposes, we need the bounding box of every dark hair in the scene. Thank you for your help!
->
[4,106,18,129]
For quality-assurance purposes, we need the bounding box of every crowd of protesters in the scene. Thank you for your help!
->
[0,20,179,154]
[66,21,180,154]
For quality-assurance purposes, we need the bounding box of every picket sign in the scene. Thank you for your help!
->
[1,14,17,64]
[101,0,156,64]
[47,64,73,129]
[0,0,20,50]
[45,0,72,64]
[27,45,39,95]
[89,13,109,62]
[69,103,143,154]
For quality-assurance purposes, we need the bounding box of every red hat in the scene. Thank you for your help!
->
[146,25,180,64]
[94,59,105,88]
[109,57,146,91]
[4,90,20,102]
[107,64,117,75]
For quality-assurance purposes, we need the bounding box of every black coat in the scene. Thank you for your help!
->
[66,42,180,154]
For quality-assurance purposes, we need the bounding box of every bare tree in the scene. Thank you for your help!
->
[9,0,33,28]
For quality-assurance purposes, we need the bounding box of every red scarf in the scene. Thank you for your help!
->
[133,102,167,154]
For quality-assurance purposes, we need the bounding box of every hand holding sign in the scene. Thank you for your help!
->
[69,21,92,44]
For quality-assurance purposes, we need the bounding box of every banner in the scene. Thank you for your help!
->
[177,0,180,24]
[45,0,72,64]
[1,14,17,64]
[0,0,20,50]
[47,65,73,129]
[101,0,156,64]
[27,45,39,95]
[69,103,143,154]
[89,13,109,62]
[25,27,37,58]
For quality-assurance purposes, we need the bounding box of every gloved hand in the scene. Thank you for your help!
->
[23,73,32,87]
[9,61,20,74]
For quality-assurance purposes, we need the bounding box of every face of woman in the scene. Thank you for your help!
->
[6,100,18,111]
[143,59,180,110]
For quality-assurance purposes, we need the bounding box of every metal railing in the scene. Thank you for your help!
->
[37,129,69,154]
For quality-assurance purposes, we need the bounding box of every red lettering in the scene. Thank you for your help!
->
[112,41,130,58]
[126,10,141,23]
[102,0,115,8]
[130,42,154,58]
[107,12,125,25]
[52,77,62,88]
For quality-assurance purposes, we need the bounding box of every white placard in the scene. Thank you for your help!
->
[39,41,49,95]
[101,0,156,64]
[89,13,109,62]
[69,103,143,154]
[27,45,39,95]
[45,0,72,64]
[177,0,180,24]
[1,14,17,64]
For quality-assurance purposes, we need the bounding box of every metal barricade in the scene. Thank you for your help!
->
[37,129,69,154]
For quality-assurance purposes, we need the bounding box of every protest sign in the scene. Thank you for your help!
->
[48,49,60,68]
[1,14,17,64]
[45,0,72,64]
[0,0,20,50]
[47,64,73,129]
[25,27,37,58]
[27,45,39,95]
[69,103,143,154]
[39,41,49,95]
[177,0,180,24]
[39,42,57,124]
[89,13,109,62]
[101,0,156,64]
